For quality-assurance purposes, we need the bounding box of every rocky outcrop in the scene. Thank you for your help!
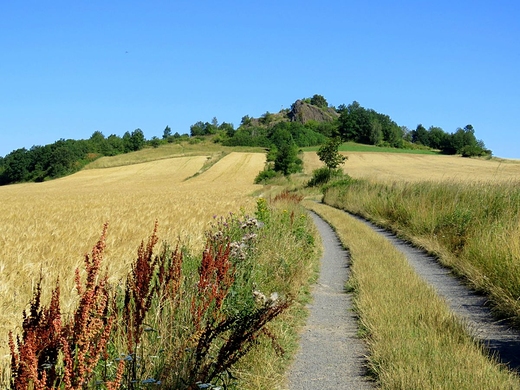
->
[288,100,339,124]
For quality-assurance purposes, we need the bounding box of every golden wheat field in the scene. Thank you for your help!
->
[0,152,265,364]
[303,152,520,182]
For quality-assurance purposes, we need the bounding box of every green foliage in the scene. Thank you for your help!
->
[309,94,328,109]
[410,124,491,156]
[162,125,172,139]
[317,137,347,169]
[307,161,352,187]
[337,101,403,147]
[254,168,278,184]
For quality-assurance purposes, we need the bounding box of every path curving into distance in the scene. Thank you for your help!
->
[286,212,374,390]
[350,213,520,372]
[287,208,520,389]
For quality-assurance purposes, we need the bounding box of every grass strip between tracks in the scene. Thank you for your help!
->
[304,200,520,390]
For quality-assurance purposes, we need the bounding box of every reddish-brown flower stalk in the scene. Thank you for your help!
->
[9,276,62,389]
[190,242,234,330]
[157,244,183,304]
[61,222,115,389]
[105,358,125,390]
[124,221,161,351]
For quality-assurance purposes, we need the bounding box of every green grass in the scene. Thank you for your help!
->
[302,141,440,155]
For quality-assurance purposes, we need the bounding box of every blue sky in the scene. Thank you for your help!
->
[1,1,519,158]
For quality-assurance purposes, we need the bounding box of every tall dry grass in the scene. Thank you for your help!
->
[0,152,265,368]
[322,178,520,325]
[305,201,520,389]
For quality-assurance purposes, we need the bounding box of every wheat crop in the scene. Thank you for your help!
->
[0,152,265,365]
[303,152,520,182]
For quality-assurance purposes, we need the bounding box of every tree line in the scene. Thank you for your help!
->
[200,96,491,160]
[0,129,149,185]
[0,94,492,185]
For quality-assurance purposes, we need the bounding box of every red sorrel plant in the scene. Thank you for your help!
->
[273,190,303,203]
[118,222,184,387]
[9,223,123,390]
[190,242,234,330]
[9,277,61,389]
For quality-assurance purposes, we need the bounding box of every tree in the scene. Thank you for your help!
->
[163,126,172,139]
[427,126,447,149]
[129,129,146,151]
[2,148,31,183]
[310,94,328,109]
[269,127,302,175]
[259,111,273,126]
[368,119,383,145]
[337,101,371,143]
[412,124,429,146]
[317,138,347,169]
[150,136,161,148]
[218,122,235,137]
[240,115,252,126]
[190,121,206,137]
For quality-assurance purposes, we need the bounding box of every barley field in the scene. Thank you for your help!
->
[0,152,265,365]
[303,151,520,182]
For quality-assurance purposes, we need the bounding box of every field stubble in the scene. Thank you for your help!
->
[0,152,265,366]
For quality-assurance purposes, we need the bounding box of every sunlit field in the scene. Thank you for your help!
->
[0,152,265,365]
[303,151,520,182]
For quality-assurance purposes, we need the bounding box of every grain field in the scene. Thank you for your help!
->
[0,152,265,365]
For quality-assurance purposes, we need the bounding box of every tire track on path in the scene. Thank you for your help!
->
[287,212,373,389]
[350,213,520,372]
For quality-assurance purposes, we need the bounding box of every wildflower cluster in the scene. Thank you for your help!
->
[207,213,262,262]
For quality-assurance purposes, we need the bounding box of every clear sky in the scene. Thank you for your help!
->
[1,1,519,158]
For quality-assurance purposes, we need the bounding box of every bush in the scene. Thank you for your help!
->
[255,169,278,184]
[307,167,344,187]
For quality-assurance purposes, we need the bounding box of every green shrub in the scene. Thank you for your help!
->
[254,169,278,184]
[307,167,346,187]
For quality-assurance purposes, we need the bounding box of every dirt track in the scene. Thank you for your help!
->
[287,208,520,389]
[352,214,520,372]
[286,212,373,389]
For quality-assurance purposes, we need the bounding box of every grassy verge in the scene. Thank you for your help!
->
[302,142,440,155]
[304,200,520,389]
[6,196,319,389]
[322,179,520,325]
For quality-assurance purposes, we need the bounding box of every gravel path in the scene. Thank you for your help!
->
[287,209,520,389]
[351,214,520,372]
[286,212,373,389]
